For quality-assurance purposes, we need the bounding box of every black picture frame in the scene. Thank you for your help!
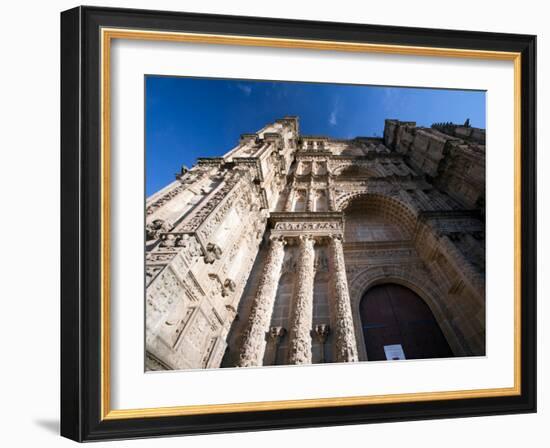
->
[61,5,536,442]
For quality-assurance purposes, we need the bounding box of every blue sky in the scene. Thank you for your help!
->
[146,76,485,196]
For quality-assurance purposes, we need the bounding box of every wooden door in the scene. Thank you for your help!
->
[360,284,453,361]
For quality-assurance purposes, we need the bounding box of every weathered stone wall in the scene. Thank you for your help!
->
[384,118,486,210]
[145,117,299,370]
[145,115,486,370]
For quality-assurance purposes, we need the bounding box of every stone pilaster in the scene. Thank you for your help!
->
[238,236,286,367]
[307,188,315,212]
[328,234,359,362]
[284,186,294,212]
[327,176,336,211]
[287,235,316,364]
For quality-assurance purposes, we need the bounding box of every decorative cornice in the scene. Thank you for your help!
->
[330,153,404,161]
[269,211,343,221]
[196,157,225,166]
[295,150,333,157]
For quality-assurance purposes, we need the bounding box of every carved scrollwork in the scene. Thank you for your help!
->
[158,232,201,252]
[146,219,170,240]
[204,242,223,264]
[273,221,342,232]
[159,233,178,248]
[145,116,486,370]
[223,278,236,294]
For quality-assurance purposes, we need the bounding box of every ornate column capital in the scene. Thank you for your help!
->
[269,326,286,342]
[265,326,287,366]
[313,324,330,344]
[313,323,330,363]
[297,234,316,245]
[268,234,287,246]
[328,233,344,242]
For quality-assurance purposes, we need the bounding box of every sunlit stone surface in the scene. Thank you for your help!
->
[145,117,486,370]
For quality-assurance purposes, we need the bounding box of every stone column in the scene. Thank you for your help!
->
[307,175,315,211]
[307,188,315,212]
[328,234,359,362]
[284,186,294,212]
[238,236,286,367]
[439,234,485,297]
[327,176,336,211]
[287,235,316,364]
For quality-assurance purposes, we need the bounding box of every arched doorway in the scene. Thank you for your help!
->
[360,283,453,361]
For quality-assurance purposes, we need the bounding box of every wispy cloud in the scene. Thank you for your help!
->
[237,83,252,96]
[328,96,341,126]
[329,109,337,126]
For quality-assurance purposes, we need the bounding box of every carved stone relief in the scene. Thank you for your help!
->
[145,117,485,370]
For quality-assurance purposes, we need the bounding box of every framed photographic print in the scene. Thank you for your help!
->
[60,6,537,442]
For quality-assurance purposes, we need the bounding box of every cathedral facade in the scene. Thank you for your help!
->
[145,116,486,371]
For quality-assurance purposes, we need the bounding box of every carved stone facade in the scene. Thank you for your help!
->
[145,116,486,370]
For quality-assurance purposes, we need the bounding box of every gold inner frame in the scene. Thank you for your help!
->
[100,27,522,420]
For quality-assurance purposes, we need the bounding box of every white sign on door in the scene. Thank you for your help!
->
[384,344,406,360]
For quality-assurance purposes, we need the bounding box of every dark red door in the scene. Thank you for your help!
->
[360,284,453,361]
